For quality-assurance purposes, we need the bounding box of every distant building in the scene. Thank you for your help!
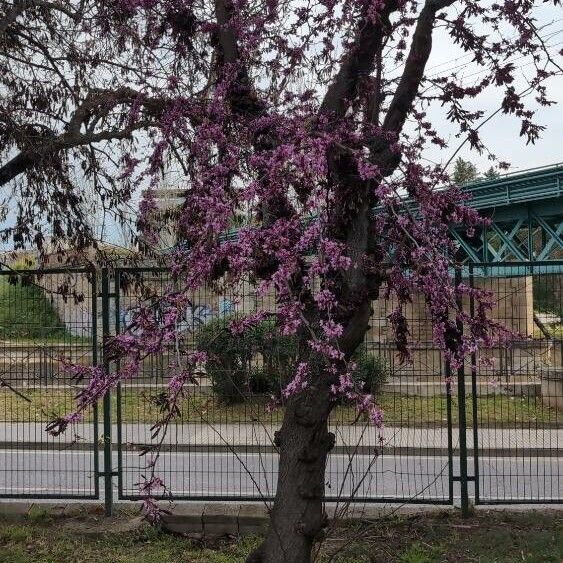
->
[141,186,186,251]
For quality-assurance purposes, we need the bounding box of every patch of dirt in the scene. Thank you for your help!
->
[59,514,147,536]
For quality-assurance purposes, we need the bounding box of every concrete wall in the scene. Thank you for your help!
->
[44,271,536,338]
[367,276,535,344]
[43,272,540,373]
[472,275,534,336]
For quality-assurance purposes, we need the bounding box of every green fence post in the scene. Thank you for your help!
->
[91,270,100,500]
[455,267,470,517]
[115,269,123,500]
[445,362,454,504]
[101,268,113,516]
[469,264,480,504]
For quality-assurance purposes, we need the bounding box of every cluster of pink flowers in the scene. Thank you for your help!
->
[320,319,344,340]
[282,362,310,399]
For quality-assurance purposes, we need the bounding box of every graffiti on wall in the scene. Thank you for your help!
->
[119,297,235,335]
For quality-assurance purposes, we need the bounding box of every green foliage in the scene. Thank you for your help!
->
[0,524,31,544]
[352,349,390,395]
[483,166,500,180]
[6,254,36,270]
[196,316,390,404]
[398,542,440,563]
[25,507,53,524]
[3,386,557,426]
[0,519,260,563]
[533,274,562,318]
[196,317,299,404]
[453,157,478,185]
[0,275,68,340]
[0,512,559,563]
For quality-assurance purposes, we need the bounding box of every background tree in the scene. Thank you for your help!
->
[453,157,479,185]
[484,166,501,180]
[2,1,562,562]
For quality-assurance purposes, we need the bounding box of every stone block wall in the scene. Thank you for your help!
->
[471,275,534,336]
[43,271,538,376]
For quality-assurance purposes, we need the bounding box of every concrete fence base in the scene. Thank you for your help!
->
[1,501,561,539]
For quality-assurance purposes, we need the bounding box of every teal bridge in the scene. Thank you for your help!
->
[453,163,563,266]
[175,164,563,271]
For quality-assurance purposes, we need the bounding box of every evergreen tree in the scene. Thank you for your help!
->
[453,158,479,185]
[484,167,501,179]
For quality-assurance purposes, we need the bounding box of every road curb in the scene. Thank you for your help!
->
[0,501,561,537]
[0,442,560,457]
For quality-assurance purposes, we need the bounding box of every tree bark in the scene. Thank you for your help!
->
[248,376,334,563]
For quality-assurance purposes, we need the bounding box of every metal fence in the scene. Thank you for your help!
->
[0,268,99,499]
[0,262,560,513]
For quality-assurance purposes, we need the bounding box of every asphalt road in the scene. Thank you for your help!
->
[0,449,561,503]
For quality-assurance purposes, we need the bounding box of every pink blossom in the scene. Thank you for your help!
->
[282,363,309,399]
[320,319,344,340]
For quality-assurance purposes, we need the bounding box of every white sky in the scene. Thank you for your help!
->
[425,75,563,172]
[420,3,563,173]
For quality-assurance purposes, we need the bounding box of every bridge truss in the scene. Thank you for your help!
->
[451,164,563,270]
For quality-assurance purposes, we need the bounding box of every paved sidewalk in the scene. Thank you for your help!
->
[0,422,560,452]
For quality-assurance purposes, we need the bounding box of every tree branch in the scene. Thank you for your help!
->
[0,0,81,35]
[214,0,265,117]
[320,1,399,117]
[0,124,147,186]
[382,0,457,134]
[13,28,78,100]
[364,0,456,173]
[0,1,28,35]
[0,88,167,186]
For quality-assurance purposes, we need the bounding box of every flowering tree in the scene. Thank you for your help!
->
[0,0,179,251]
[3,1,562,562]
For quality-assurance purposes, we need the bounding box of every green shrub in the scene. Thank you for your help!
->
[0,275,68,340]
[351,349,390,396]
[533,274,562,318]
[197,317,389,404]
[248,366,277,395]
[196,317,299,404]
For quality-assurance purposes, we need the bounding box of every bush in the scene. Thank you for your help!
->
[0,275,68,340]
[533,274,562,318]
[196,317,299,404]
[196,317,389,404]
[351,349,390,396]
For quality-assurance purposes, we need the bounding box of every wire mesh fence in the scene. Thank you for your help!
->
[468,263,562,503]
[0,263,560,507]
[0,268,98,499]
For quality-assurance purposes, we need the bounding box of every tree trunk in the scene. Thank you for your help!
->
[247,378,334,563]
[247,305,372,563]
[247,195,375,562]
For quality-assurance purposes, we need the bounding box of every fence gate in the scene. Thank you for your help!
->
[468,262,562,507]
